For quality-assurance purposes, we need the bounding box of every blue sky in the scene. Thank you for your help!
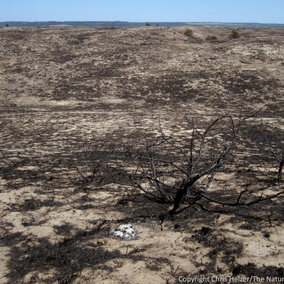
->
[1,0,283,23]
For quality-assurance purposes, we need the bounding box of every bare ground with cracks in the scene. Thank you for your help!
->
[0,25,284,283]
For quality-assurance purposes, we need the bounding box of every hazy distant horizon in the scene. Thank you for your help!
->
[1,20,284,28]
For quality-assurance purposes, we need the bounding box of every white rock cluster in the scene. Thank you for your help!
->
[112,224,137,240]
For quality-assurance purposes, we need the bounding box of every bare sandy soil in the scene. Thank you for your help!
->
[0,26,283,283]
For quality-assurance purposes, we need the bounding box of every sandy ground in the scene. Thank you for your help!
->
[0,25,283,283]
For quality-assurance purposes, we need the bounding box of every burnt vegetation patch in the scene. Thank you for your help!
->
[7,223,170,283]
[0,26,283,282]
[11,198,63,212]
[0,231,23,247]
[122,73,200,103]
[8,238,122,283]
[232,263,284,278]
[219,71,280,95]
[193,228,243,272]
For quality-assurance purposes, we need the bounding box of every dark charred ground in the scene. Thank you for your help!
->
[0,26,283,283]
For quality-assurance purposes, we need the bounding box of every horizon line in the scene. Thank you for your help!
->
[1,20,284,25]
